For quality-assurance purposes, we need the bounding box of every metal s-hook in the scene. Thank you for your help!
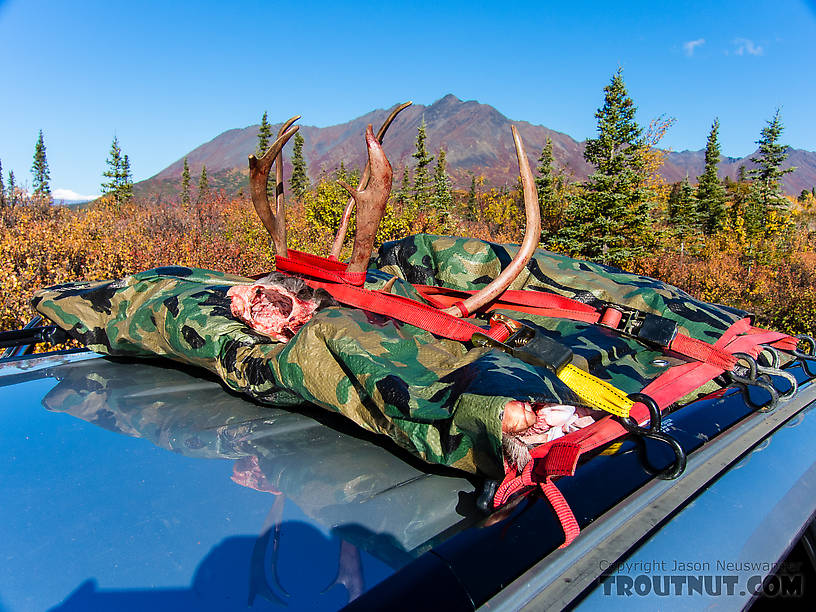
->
[730,352,779,412]
[620,393,687,480]
[794,335,816,377]
[755,346,798,399]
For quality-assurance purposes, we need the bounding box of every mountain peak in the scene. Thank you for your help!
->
[434,93,462,106]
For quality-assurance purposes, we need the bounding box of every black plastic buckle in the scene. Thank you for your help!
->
[601,305,679,348]
[472,317,573,374]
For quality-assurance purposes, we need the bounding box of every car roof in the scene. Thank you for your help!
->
[3,349,814,610]
[0,351,480,610]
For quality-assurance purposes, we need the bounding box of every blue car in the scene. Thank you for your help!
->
[2,326,815,610]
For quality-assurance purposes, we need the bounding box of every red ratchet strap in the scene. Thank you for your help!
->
[414,285,739,371]
[273,252,757,373]
[493,460,580,548]
[492,317,796,545]
[274,250,512,343]
[276,249,368,286]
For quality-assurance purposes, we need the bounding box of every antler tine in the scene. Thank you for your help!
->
[274,116,301,219]
[338,124,393,275]
[248,123,300,257]
[375,101,413,143]
[442,125,541,317]
[330,102,412,259]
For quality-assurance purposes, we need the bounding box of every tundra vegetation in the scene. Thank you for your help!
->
[1,71,815,338]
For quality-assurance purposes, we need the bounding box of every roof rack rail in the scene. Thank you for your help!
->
[0,316,70,359]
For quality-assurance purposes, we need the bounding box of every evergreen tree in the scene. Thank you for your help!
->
[257,111,273,155]
[467,172,477,211]
[198,165,209,202]
[696,119,727,234]
[0,159,5,207]
[724,175,750,226]
[120,154,133,202]
[101,136,123,198]
[31,129,51,199]
[396,167,412,207]
[101,137,133,206]
[7,171,16,207]
[556,69,651,265]
[289,132,309,199]
[432,148,452,210]
[257,112,276,199]
[668,176,698,238]
[748,110,794,225]
[412,118,434,206]
[181,158,191,206]
[536,138,566,234]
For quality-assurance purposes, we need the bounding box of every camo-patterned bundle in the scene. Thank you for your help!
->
[33,234,749,478]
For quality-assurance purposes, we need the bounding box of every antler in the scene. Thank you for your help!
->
[248,116,300,257]
[442,126,541,316]
[338,124,393,276]
[329,101,412,259]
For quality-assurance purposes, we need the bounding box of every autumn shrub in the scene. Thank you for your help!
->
[636,225,816,335]
[2,186,813,339]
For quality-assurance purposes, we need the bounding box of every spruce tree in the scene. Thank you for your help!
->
[748,110,794,224]
[120,154,133,202]
[536,138,565,234]
[396,167,412,207]
[669,176,698,239]
[432,148,452,210]
[0,159,5,207]
[101,137,123,199]
[412,118,434,206]
[289,132,309,199]
[257,111,272,155]
[468,173,477,211]
[31,129,51,199]
[556,69,651,265]
[7,171,16,207]
[198,165,209,202]
[257,112,275,199]
[181,158,191,206]
[696,119,727,234]
[102,137,133,206]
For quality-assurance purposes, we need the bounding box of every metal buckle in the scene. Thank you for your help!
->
[600,304,679,348]
[472,317,573,373]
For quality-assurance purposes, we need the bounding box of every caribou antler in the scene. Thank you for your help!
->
[248,117,300,257]
[442,126,541,317]
[329,101,412,259]
[338,124,393,276]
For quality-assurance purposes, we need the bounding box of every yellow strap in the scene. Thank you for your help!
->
[600,442,624,456]
[557,363,634,418]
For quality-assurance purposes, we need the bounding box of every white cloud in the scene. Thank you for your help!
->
[52,188,100,202]
[733,38,763,56]
[682,38,705,56]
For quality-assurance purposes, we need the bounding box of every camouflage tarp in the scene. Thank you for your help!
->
[33,234,748,478]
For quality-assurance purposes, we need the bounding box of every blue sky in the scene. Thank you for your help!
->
[1,0,814,199]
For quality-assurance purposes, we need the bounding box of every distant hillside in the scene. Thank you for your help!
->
[135,94,815,199]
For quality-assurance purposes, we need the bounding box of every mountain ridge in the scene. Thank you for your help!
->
[134,94,814,198]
